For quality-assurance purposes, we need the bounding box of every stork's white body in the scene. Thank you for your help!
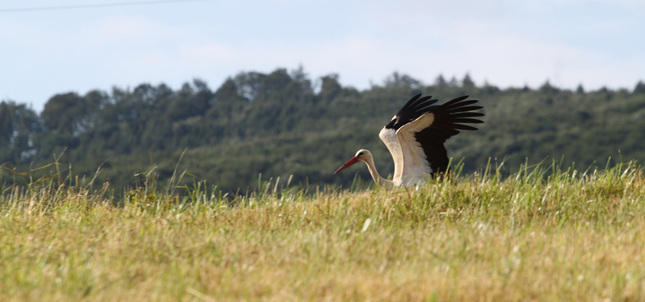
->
[379,116,433,186]
[334,94,484,187]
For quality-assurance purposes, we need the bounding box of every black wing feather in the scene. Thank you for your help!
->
[440,95,469,107]
[451,124,480,131]
[451,105,483,112]
[450,112,485,118]
[452,118,485,124]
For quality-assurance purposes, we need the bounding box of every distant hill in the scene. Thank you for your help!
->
[2,68,645,192]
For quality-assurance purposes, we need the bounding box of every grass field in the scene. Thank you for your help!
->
[1,162,645,301]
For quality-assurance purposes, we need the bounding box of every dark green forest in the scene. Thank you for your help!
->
[2,67,645,192]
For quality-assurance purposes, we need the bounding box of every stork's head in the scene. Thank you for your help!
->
[334,149,372,174]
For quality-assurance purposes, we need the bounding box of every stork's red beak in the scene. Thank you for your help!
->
[334,157,360,174]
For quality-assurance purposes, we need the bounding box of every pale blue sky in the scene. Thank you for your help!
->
[2,0,644,112]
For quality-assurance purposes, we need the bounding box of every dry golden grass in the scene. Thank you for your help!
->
[1,162,645,301]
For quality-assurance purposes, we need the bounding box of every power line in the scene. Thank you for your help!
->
[0,0,216,13]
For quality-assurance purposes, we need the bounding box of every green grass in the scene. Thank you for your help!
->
[1,161,645,301]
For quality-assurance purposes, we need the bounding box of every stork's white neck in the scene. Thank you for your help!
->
[361,152,393,187]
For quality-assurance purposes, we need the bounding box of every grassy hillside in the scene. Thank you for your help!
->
[1,162,644,301]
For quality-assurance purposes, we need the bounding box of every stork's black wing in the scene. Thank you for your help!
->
[384,94,440,130]
[414,95,484,174]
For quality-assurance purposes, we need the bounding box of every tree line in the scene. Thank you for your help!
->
[2,67,645,192]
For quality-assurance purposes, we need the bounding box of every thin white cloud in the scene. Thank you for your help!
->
[80,16,181,43]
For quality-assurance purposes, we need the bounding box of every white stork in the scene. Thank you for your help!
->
[334,94,484,187]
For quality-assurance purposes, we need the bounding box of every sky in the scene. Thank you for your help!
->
[1,0,644,113]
